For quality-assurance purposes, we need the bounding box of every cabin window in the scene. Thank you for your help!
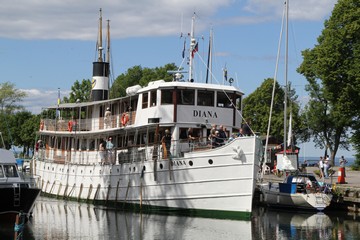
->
[217,92,232,108]
[150,90,157,107]
[3,165,18,177]
[0,167,4,178]
[197,90,214,106]
[235,95,242,110]
[178,89,195,105]
[161,90,173,104]
[142,93,148,109]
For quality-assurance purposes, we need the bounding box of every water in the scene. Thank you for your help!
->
[299,156,356,167]
[1,197,360,240]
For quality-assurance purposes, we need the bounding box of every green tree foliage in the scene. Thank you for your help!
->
[0,82,27,148]
[242,78,301,144]
[63,79,92,103]
[110,63,178,98]
[20,114,41,157]
[0,82,26,113]
[297,0,359,164]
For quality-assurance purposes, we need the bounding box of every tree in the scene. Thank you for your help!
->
[297,0,359,165]
[20,114,41,157]
[0,82,26,148]
[242,78,301,144]
[0,82,26,113]
[63,79,92,103]
[110,63,178,98]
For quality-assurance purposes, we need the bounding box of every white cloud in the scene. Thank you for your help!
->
[0,0,335,40]
[244,0,337,21]
[21,89,70,114]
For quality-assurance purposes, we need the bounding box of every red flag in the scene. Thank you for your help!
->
[191,42,198,58]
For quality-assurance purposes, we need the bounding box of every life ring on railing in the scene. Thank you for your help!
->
[68,120,73,132]
[39,120,44,131]
[121,113,129,126]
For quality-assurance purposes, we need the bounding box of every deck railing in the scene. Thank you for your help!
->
[35,137,223,166]
[40,112,135,132]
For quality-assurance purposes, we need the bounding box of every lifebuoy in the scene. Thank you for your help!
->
[68,120,73,132]
[121,113,129,126]
[39,120,44,131]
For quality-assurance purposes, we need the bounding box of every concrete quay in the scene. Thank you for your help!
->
[257,166,360,213]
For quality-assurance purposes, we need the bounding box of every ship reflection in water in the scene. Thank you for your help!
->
[1,197,359,239]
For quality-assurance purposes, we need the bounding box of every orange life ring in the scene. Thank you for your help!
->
[68,120,73,132]
[39,120,44,131]
[121,113,129,126]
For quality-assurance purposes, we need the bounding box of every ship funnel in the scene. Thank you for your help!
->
[91,8,110,101]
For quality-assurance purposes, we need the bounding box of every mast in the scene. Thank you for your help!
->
[106,19,110,63]
[98,9,103,62]
[283,0,289,155]
[91,8,110,101]
[205,27,213,84]
[188,13,196,82]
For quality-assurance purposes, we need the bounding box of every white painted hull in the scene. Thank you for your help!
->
[260,183,332,211]
[33,137,262,218]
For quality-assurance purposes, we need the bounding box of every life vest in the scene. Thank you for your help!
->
[121,113,129,126]
[68,120,73,132]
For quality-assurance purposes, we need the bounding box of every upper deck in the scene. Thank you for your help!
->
[40,80,245,135]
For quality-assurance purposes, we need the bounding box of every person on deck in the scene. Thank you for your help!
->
[106,137,114,164]
[99,139,106,165]
[340,156,348,177]
[271,160,278,175]
[217,125,227,146]
[208,124,217,148]
[161,129,172,159]
[104,107,112,128]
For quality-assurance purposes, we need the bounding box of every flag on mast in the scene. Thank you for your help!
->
[56,88,61,118]
[182,39,186,58]
[191,42,198,58]
[57,88,60,106]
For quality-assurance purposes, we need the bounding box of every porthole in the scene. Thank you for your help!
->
[189,161,193,166]
[160,163,163,169]
[208,159,213,165]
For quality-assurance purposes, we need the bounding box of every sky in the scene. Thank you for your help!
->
[1,0,353,158]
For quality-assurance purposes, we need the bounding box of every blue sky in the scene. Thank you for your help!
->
[2,0,353,158]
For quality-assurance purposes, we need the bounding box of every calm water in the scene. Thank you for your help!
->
[1,197,360,240]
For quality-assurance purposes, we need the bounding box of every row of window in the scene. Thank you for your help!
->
[142,89,241,109]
